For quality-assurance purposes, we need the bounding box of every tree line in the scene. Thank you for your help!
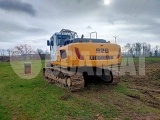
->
[123,42,160,57]
[0,44,49,62]
[0,44,49,57]
[0,43,159,62]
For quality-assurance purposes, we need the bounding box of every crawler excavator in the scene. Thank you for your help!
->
[43,29,122,91]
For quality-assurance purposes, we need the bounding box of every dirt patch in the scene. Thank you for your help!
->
[125,93,140,100]
[12,111,30,120]
[136,115,160,120]
[95,114,104,120]
[65,60,160,120]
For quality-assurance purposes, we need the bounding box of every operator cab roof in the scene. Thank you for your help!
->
[73,38,107,43]
[50,32,70,39]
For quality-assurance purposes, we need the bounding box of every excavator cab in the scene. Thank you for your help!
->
[47,29,75,60]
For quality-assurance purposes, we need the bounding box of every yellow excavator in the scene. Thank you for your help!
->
[43,29,122,91]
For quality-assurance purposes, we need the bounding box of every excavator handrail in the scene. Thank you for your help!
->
[90,31,97,39]
[60,29,78,39]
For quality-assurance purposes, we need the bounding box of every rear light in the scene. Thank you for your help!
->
[74,48,84,60]
[117,54,120,59]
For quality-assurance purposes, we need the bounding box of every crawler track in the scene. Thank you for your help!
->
[43,67,85,92]
[43,64,120,92]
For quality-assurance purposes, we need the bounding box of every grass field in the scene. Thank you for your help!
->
[0,58,160,120]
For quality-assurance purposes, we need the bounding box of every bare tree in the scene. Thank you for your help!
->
[124,43,131,56]
[12,44,35,56]
[10,44,37,61]
[133,43,142,57]
[6,49,11,57]
[0,49,6,61]
[124,43,136,57]
[154,45,160,57]
[123,42,154,57]
[142,43,151,56]
[129,46,134,56]
[37,49,44,55]
[1,49,5,56]
[142,42,147,55]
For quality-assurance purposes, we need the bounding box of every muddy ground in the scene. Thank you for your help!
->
[69,60,160,120]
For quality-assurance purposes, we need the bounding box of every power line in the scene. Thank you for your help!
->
[125,0,138,23]
[126,0,144,24]
[111,0,150,42]
[125,0,150,25]
[129,0,150,24]
[112,0,149,25]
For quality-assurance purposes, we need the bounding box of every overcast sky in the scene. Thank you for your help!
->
[0,0,160,51]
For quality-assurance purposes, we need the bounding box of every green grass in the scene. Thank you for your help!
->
[0,58,160,120]
[0,103,10,120]
[122,57,160,64]
[0,61,120,120]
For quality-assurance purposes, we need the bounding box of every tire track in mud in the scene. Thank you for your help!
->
[123,61,160,110]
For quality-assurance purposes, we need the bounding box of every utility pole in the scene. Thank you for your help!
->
[113,35,119,43]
